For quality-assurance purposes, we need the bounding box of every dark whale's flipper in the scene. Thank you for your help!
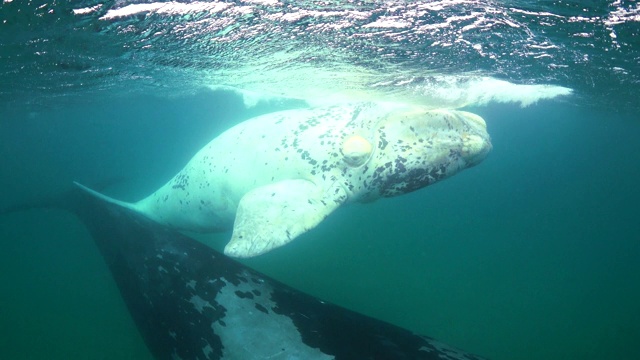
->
[9,189,488,360]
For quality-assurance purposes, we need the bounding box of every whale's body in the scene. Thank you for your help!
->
[65,183,488,359]
[79,102,491,257]
[0,174,488,359]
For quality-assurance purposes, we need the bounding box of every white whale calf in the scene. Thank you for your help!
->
[77,101,491,257]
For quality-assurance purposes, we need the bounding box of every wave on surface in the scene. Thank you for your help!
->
[1,0,637,111]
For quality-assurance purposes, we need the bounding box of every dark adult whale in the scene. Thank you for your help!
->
[49,186,486,360]
[78,101,491,257]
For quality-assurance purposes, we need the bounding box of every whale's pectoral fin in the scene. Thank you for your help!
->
[224,179,347,258]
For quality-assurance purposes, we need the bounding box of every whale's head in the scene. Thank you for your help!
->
[344,106,491,199]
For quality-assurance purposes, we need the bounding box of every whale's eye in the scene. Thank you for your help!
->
[342,135,372,167]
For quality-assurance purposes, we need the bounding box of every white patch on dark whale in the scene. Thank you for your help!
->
[212,271,332,360]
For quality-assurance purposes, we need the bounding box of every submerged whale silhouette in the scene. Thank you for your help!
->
[2,186,486,359]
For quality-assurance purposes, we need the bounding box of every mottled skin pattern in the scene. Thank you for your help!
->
[79,101,491,257]
[72,191,488,360]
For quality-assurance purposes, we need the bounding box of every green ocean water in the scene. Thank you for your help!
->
[1,1,640,359]
[1,93,639,360]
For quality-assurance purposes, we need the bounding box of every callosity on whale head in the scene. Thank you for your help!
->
[338,105,491,201]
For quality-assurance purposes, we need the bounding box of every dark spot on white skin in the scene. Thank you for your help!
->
[254,303,269,314]
[234,290,254,299]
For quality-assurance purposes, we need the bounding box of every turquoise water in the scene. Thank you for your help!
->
[1,1,639,359]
